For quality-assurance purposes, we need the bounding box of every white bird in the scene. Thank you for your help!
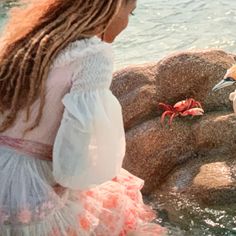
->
[212,65,236,113]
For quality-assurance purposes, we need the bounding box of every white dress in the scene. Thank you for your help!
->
[0,37,165,236]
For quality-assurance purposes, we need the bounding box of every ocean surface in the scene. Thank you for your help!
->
[113,0,236,69]
[1,1,236,69]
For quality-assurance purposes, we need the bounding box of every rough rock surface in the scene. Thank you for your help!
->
[155,50,236,112]
[112,50,235,130]
[153,151,236,205]
[111,49,236,203]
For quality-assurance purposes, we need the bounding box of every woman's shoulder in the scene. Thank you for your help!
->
[52,37,113,69]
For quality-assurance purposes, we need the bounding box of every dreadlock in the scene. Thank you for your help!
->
[0,0,123,132]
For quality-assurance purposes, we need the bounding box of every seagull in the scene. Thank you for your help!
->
[212,65,236,113]
[212,65,236,91]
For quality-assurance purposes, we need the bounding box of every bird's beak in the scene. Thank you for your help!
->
[212,77,236,92]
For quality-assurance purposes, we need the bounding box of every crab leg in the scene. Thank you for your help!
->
[161,111,174,125]
[168,113,179,126]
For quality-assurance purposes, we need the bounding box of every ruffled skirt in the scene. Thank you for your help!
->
[0,143,165,236]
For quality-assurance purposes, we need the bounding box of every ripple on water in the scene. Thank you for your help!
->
[113,0,236,69]
[145,192,236,236]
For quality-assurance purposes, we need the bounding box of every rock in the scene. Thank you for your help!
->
[192,161,236,205]
[111,63,157,98]
[111,49,236,204]
[155,50,236,112]
[123,111,236,195]
[123,117,196,194]
[152,153,236,205]
[111,50,236,131]
[193,112,236,153]
[119,85,156,130]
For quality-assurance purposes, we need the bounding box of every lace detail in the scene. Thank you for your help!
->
[0,200,61,225]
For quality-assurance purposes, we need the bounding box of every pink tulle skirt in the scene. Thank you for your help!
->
[0,136,165,236]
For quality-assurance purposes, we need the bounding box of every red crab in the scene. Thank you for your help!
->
[158,98,204,126]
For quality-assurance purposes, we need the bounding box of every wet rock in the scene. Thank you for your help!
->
[192,161,236,205]
[153,154,236,205]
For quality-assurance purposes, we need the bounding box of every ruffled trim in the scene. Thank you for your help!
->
[1,170,165,236]
[0,138,165,235]
[91,168,166,236]
[0,147,165,236]
[52,169,165,236]
[51,37,112,69]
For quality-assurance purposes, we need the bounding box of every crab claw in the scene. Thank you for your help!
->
[168,113,179,126]
[186,98,202,109]
[181,108,204,117]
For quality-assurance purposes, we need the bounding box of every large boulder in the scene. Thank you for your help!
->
[155,50,236,112]
[112,50,235,130]
[111,49,236,202]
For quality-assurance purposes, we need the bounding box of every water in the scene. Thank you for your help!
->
[0,1,19,30]
[1,1,236,69]
[146,192,236,236]
[1,1,236,235]
[113,0,236,69]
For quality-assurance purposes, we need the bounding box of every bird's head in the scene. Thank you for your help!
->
[212,65,236,92]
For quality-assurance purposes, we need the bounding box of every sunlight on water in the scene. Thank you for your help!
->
[1,0,236,70]
[113,0,236,69]
[146,192,236,236]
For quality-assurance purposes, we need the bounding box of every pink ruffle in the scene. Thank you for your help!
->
[0,137,165,235]
[67,168,166,236]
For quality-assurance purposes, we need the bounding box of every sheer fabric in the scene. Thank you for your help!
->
[0,37,165,235]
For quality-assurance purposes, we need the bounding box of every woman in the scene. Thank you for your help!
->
[0,0,165,235]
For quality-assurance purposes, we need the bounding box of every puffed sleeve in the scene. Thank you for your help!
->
[52,38,126,190]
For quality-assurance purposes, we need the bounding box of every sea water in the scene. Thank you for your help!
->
[113,0,236,69]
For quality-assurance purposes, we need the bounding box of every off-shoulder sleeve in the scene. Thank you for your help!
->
[52,39,126,190]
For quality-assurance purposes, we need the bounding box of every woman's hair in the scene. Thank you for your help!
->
[0,0,123,132]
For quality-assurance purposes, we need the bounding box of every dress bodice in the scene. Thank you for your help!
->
[0,37,115,145]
